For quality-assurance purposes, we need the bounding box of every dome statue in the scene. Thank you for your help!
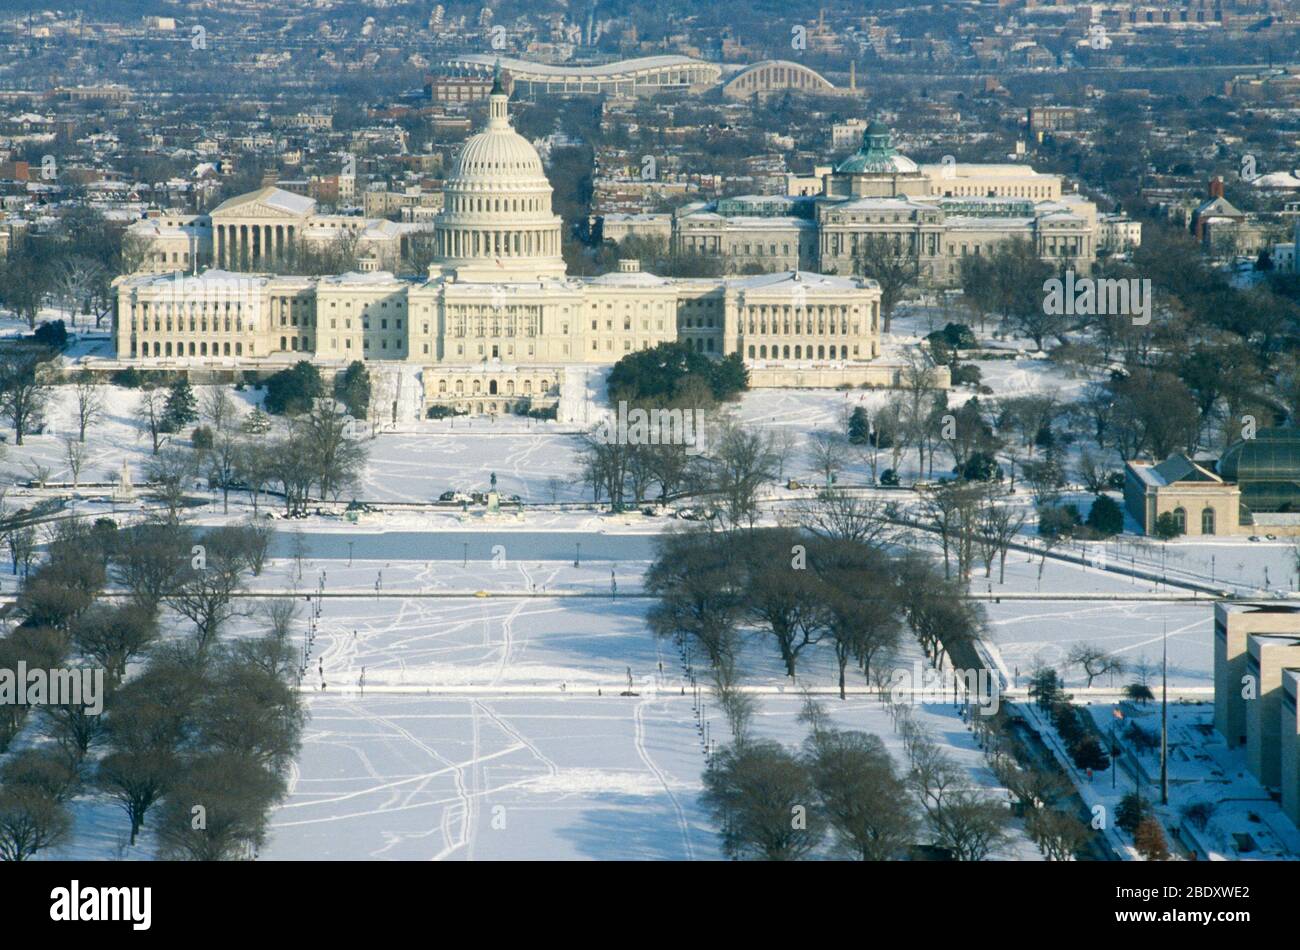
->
[432,71,567,282]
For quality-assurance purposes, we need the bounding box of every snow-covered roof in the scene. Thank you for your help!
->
[210,186,316,217]
[726,270,874,292]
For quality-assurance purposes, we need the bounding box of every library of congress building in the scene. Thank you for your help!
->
[112,81,889,417]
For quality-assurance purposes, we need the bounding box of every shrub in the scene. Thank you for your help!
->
[33,320,68,350]
[1153,511,1183,540]
[263,361,322,416]
[1038,504,1081,539]
[1085,494,1124,536]
[111,367,143,388]
[1116,792,1153,835]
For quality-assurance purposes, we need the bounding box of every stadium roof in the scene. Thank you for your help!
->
[443,54,719,81]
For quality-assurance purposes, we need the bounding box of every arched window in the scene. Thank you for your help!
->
[1172,507,1187,534]
[489,380,498,395]
[1201,507,1215,535]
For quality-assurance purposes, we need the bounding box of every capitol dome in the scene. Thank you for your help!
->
[433,73,567,282]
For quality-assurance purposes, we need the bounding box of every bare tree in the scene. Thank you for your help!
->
[62,437,86,489]
[135,387,169,455]
[1067,643,1127,688]
[146,446,198,523]
[201,386,237,435]
[0,784,70,861]
[164,526,255,654]
[797,490,895,547]
[1026,806,1090,861]
[0,347,52,446]
[805,430,848,489]
[705,420,782,531]
[72,372,104,442]
[977,494,1028,583]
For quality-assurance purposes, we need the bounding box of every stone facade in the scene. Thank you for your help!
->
[666,122,1110,286]
[112,86,904,418]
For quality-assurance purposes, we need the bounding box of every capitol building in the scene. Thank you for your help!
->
[113,79,895,418]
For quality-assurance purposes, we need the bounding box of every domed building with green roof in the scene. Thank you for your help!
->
[1217,428,1300,521]
[1124,428,1300,537]
[825,120,930,199]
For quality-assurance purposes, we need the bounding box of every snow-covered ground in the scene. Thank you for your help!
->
[7,301,1299,860]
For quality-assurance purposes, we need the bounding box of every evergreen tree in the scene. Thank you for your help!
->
[163,377,198,432]
[1153,511,1183,541]
[241,407,272,435]
[263,361,322,416]
[848,406,870,445]
[1116,791,1152,834]
[333,361,370,419]
[1085,494,1124,536]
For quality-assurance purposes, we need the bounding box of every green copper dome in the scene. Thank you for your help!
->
[835,120,920,175]
[1218,428,1300,512]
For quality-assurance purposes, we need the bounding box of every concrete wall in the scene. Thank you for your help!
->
[1214,604,1300,749]
[1245,634,1300,787]
[1282,669,1300,827]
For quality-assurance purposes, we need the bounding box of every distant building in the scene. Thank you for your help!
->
[1126,429,1300,538]
[1247,633,1300,789]
[673,121,1103,285]
[112,84,914,415]
[1212,603,1300,822]
[426,76,497,104]
[1099,213,1143,252]
[720,61,840,101]
[436,54,721,97]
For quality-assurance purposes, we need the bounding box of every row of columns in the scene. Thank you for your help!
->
[214,222,296,269]
[441,227,558,259]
